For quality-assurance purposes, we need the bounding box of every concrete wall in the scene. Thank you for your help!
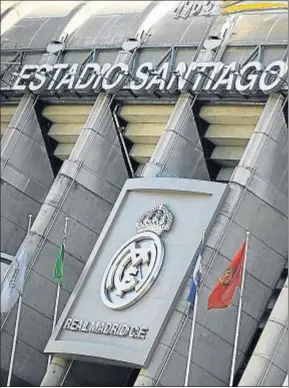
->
[1,95,55,256]
[239,278,288,386]
[0,93,128,385]
[135,94,288,386]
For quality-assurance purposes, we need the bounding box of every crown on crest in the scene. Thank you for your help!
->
[136,204,173,235]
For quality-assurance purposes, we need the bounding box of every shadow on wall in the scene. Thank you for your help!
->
[1,368,32,387]
[62,360,140,387]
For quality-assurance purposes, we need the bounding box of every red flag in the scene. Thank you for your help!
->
[208,241,246,310]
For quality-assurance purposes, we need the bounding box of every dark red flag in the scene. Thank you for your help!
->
[208,241,246,310]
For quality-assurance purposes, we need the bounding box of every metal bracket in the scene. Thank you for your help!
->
[112,105,135,178]
[242,45,264,66]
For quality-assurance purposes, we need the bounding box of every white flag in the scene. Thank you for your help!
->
[1,238,28,314]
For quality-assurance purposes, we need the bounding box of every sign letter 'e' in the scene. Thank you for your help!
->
[12,65,38,91]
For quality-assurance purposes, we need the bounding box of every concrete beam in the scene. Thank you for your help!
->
[211,146,245,167]
[43,105,93,160]
[200,105,264,125]
[124,123,164,144]
[0,105,17,121]
[54,143,75,161]
[1,124,8,137]
[42,105,92,124]
[205,124,254,146]
[48,123,82,143]
[118,105,174,123]
[130,143,155,164]
[1,105,17,138]
[216,167,235,182]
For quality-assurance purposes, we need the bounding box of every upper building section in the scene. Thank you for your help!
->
[1,0,287,50]
[0,1,287,103]
[1,1,154,49]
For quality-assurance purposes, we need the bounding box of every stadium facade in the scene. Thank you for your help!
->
[0,1,288,386]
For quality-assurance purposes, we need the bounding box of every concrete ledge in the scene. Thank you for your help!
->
[118,105,173,123]
[42,105,92,123]
[200,105,264,125]
[130,143,155,164]
[211,146,245,167]
[124,123,164,144]
[205,124,254,146]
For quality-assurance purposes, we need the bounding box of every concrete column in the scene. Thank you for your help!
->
[40,356,68,387]
[142,94,209,180]
[135,94,287,386]
[0,93,128,385]
[0,48,60,257]
[1,95,55,256]
[238,278,288,387]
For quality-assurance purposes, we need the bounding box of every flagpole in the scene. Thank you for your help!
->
[7,214,32,387]
[155,313,189,386]
[48,217,69,366]
[229,231,250,387]
[184,228,205,387]
[184,292,198,386]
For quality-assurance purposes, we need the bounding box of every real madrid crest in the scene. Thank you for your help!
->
[100,204,173,310]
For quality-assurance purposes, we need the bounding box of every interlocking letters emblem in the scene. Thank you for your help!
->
[100,205,173,310]
[112,241,155,297]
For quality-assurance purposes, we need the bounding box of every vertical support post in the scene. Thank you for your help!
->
[184,228,204,386]
[229,231,250,387]
[7,214,32,387]
[48,217,69,366]
[184,292,199,386]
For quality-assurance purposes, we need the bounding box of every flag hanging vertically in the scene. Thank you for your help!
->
[187,239,203,307]
[208,241,246,310]
[1,238,28,314]
[53,243,64,284]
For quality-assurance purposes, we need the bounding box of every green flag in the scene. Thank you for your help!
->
[53,243,64,284]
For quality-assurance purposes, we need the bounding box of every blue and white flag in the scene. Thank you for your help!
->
[1,238,28,314]
[187,239,203,307]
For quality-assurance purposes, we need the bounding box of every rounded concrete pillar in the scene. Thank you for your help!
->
[239,278,288,386]
[40,356,69,387]
[134,369,156,387]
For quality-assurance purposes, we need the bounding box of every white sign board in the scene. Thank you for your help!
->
[45,178,226,367]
